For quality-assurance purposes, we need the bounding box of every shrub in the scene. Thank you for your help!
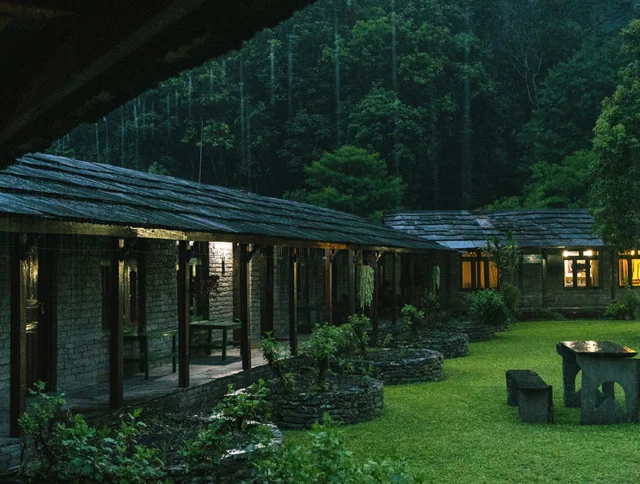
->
[345,313,371,357]
[251,415,424,483]
[421,291,442,330]
[623,289,640,319]
[183,380,272,467]
[19,382,165,482]
[303,324,349,387]
[501,283,521,321]
[260,332,294,392]
[465,290,509,329]
[605,301,629,319]
[401,304,425,337]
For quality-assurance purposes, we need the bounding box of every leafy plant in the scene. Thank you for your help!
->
[19,382,165,482]
[346,313,371,357]
[623,290,640,319]
[420,291,442,330]
[483,232,520,286]
[604,301,630,320]
[465,290,510,329]
[216,380,270,433]
[401,304,425,338]
[501,283,521,321]
[260,332,295,392]
[251,414,424,483]
[302,324,349,387]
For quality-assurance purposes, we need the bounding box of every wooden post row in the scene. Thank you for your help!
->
[239,243,251,371]
[323,249,333,324]
[109,238,125,407]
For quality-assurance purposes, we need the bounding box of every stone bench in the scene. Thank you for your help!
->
[506,370,553,423]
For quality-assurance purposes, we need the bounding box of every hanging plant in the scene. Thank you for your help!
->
[359,265,374,309]
[192,274,221,301]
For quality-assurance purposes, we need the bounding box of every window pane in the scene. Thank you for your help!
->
[489,261,499,288]
[576,260,587,287]
[477,260,486,288]
[564,260,574,287]
[461,252,476,258]
[620,259,630,287]
[633,259,640,287]
[590,259,599,287]
[462,261,472,288]
[564,250,580,257]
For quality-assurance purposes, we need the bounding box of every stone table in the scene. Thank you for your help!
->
[557,340,638,424]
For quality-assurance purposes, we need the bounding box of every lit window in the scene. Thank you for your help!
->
[563,250,599,288]
[461,251,499,289]
[618,251,640,287]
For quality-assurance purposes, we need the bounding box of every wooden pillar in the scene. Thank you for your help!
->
[177,240,190,388]
[9,234,26,437]
[347,249,356,316]
[109,238,124,408]
[371,252,379,333]
[260,245,275,337]
[611,248,616,301]
[288,248,298,355]
[239,243,251,370]
[391,252,398,325]
[138,239,148,333]
[323,249,333,324]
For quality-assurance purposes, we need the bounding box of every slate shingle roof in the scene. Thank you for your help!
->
[384,209,603,250]
[0,153,444,251]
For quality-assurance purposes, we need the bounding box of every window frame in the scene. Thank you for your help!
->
[562,249,600,289]
[618,250,640,288]
[460,251,499,290]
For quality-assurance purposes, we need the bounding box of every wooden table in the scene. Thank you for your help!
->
[189,320,241,361]
[557,340,638,424]
[123,328,177,380]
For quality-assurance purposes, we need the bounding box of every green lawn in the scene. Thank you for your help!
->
[285,321,640,483]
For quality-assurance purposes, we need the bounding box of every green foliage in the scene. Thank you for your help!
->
[345,313,371,357]
[483,232,520,286]
[251,415,424,483]
[420,291,442,330]
[605,301,630,320]
[19,382,165,483]
[183,380,271,467]
[591,19,640,247]
[501,283,521,321]
[303,323,350,387]
[260,332,294,392]
[286,146,404,222]
[465,290,509,329]
[623,289,640,319]
[401,304,425,337]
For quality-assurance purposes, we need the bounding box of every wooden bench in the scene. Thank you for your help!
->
[123,328,177,380]
[506,370,553,423]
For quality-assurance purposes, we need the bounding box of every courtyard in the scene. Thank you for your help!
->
[287,320,640,483]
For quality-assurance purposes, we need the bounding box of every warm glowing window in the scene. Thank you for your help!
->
[461,251,499,289]
[618,251,640,287]
[563,250,599,288]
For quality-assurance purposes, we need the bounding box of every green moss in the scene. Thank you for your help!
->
[285,320,640,483]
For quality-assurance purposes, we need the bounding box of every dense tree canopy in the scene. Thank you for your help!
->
[286,146,404,221]
[48,0,636,217]
[591,19,640,248]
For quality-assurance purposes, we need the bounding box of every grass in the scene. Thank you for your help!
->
[285,320,640,483]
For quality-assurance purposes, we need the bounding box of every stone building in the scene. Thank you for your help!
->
[385,210,620,315]
[0,153,442,443]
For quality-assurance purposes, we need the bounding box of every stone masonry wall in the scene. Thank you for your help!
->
[249,247,263,345]
[55,235,109,391]
[0,240,11,438]
[273,246,290,340]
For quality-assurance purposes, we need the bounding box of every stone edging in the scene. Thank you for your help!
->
[348,348,443,385]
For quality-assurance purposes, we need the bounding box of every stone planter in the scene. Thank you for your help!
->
[416,332,469,358]
[169,422,283,483]
[271,376,384,430]
[346,348,443,385]
[441,321,496,342]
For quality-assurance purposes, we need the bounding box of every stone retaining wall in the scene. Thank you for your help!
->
[442,322,496,342]
[349,348,443,385]
[271,377,384,429]
[418,332,469,358]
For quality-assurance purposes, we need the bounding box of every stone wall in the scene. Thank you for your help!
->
[271,376,384,429]
[348,348,443,385]
[273,246,290,340]
[249,247,262,345]
[0,240,11,438]
[55,235,109,391]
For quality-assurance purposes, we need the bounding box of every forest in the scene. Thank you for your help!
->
[48,0,637,213]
